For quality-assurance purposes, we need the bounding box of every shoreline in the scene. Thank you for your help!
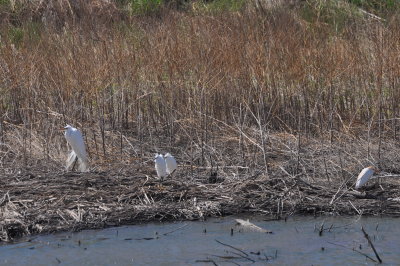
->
[1,167,400,242]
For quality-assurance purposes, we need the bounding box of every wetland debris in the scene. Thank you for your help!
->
[212,239,278,263]
[1,133,400,242]
[162,223,188,236]
[215,239,249,257]
[214,239,256,263]
[318,220,325,236]
[361,226,382,263]
[0,164,400,242]
[235,219,272,233]
[327,241,378,263]
[195,259,218,266]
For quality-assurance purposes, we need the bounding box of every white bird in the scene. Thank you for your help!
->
[63,125,89,172]
[164,153,177,175]
[154,153,167,180]
[355,166,376,189]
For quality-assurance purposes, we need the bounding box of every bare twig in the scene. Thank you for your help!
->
[361,226,382,263]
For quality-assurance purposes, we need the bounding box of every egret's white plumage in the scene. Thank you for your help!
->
[154,154,167,179]
[164,153,177,175]
[355,166,375,189]
[64,125,89,172]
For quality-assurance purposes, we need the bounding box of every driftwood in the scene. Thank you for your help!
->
[235,219,272,233]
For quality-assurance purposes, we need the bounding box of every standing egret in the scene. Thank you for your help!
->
[63,125,89,172]
[154,154,167,180]
[355,166,376,189]
[164,153,177,175]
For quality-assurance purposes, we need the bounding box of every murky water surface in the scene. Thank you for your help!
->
[1,215,399,265]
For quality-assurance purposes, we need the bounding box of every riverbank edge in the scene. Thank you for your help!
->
[1,169,399,243]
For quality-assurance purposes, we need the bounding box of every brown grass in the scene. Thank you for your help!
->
[1,2,400,169]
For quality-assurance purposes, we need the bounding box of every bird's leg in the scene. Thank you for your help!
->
[71,157,78,172]
[166,169,176,179]
[379,177,384,191]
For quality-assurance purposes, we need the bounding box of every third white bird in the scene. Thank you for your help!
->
[355,166,376,189]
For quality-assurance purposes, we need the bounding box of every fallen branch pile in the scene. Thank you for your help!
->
[1,161,400,242]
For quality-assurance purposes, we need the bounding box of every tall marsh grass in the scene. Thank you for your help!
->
[0,0,400,172]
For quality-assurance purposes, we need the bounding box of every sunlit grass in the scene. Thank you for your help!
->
[0,0,400,166]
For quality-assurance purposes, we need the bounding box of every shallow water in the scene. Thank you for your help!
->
[1,215,399,265]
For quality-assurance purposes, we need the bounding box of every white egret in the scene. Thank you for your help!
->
[63,125,89,172]
[355,166,376,189]
[164,153,177,175]
[154,154,167,180]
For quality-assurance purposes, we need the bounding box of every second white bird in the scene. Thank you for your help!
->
[154,154,167,179]
[164,153,177,175]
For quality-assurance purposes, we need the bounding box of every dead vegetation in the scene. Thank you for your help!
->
[1,130,400,242]
[1,1,400,241]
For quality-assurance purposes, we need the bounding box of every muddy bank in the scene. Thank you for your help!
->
[1,164,400,242]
